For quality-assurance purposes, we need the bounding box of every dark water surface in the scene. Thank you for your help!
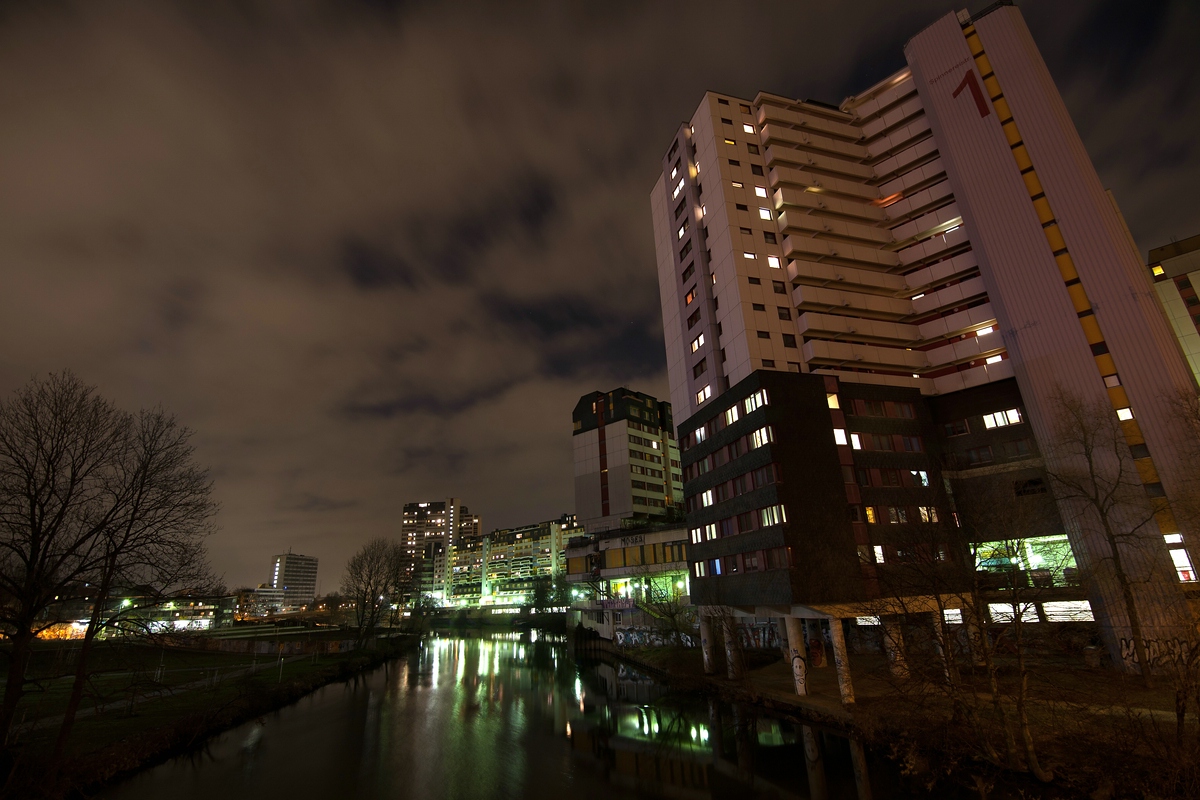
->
[102,633,882,800]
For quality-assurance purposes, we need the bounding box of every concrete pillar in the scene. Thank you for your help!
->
[802,725,828,800]
[784,616,808,696]
[805,619,828,668]
[881,617,909,680]
[699,612,717,675]
[828,618,856,705]
[848,736,873,800]
[721,612,746,679]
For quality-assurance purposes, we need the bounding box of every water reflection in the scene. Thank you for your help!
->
[103,633,881,800]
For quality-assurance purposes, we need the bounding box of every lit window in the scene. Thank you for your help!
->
[705,524,717,541]
[1152,265,1165,276]
[694,561,706,578]
[743,252,756,259]
[1103,374,1120,388]
[873,545,885,562]
[833,428,848,445]
[851,433,862,450]
[691,333,705,353]
[672,177,685,200]
[759,207,772,220]
[1165,533,1184,544]
[724,138,736,145]
[986,355,1003,365]
[755,186,768,198]
[983,408,1023,429]
[690,527,702,544]
[751,426,773,448]
[911,470,929,486]
[919,506,939,523]
[685,287,697,305]
[671,166,678,180]
[767,256,781,269]
[696,384,712,404]
[976,326,993,336]
[731,181,743,188]
[677,224,687,240]
[724,406,739,425]
[701,490,714,507]
[1116,407,1134,421]
[695,426,707,443]
[760,504,786,526]
[701,204,707,216]
[744,389,768,412]
[1170,548,1196,582]
[743,123,754,134]
[911,293,925,300]
[827,393,839,409]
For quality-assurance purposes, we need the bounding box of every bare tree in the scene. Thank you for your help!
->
[342,538,403,642]
[1043,389,1187,686]
[53,408,218,755]
[0,374,131,745]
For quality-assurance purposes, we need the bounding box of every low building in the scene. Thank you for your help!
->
[565,522,691,641]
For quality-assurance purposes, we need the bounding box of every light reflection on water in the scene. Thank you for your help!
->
[103,634,617,800]
[102,633,879,800]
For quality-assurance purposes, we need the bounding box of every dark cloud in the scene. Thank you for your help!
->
[0,0,1195,589]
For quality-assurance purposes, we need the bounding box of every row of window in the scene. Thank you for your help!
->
[693,546,791,578]
[632,496,667,508]
[685,427,774,483]
[629,449,663,464]
[684,463,780,510]
[833,429,925,452]
[626,420,660,435]
[685,390,770,447]
[689,503,788,543]
[859,505,940,524]
[955,439,1033,467]
[630,464,664,479]
[847,399,916,419]
[628,434,661,450]
[943,407,1024,437]
[850,467,930,489]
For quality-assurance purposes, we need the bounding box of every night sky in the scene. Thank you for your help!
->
[1,0,1196,591]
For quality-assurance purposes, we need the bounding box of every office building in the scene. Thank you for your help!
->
[271,552,318,612]
[573,388,684,533]
[651,4,1196,671]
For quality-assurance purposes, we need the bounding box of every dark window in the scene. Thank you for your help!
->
[718,99,729,106]
[668,140,679,158]
[762,359,775,367]
[720,117,732,124]
[1014,479,1047,496]
[728,159,741,166]
[861,399,886,416]
[757,331,771,339]
[719,518,736,537]
[880,469,902,487]
[737,511,756,534]
[894,402,915,419]
[1145,482,1166,498]
[965,446,994,465]
[751,164,764,175]
[856,468,871,486]
[674,198,686,218]
[739,103,752,113]
[693,359,707,378]
[752,303,766,311]
[681,262,695,282]
[1090,341,1109,356]
[782,334,797,348]
[902,435,924,453]
[763,231,777,244]
[1187,297,1199,307]
[1130,443,1151,459]
[747,143,760,154]
[740,226,752,234]
[748,277,761,285]
[725,555,740,574]
[687,309,701,329]
[679,240,692,259]
[720,348,727,362]
[736,203,748,211]
[943,419,969,436]
[773,281,787,294]
[1005,439,1033,459]
[1178,278,1192,289]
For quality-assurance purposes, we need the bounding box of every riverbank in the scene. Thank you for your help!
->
[2,635,418,800]
[590,641,1200,799]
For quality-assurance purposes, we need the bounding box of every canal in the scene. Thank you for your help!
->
[103,632,892,800]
